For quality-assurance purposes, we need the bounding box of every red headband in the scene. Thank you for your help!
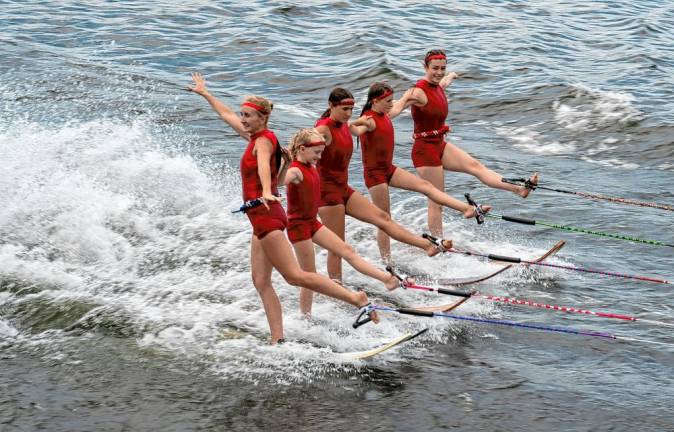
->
[333,98,355,106]
[425,53,447,63]
[303,140,326,147]
[373,89,393,102]
[242,101,269,114]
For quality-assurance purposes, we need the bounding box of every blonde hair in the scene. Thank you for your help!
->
[289,128,324,160]
[243,95,274,117]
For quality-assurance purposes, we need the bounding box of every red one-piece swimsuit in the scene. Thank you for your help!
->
[411,79,449,168]
[315,117,356,207]
[286,160,323,244]
[239,129,288,239]
[360,109,398,188]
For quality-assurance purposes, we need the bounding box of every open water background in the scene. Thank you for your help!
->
[1,1,673,431]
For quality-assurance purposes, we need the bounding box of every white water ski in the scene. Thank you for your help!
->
[339,328,428,360]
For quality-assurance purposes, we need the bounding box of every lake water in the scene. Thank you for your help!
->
[1,1,673,431]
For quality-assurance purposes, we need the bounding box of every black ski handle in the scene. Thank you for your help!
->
[437,287,473,297]
[352,307,373,329]
[464,193,485,224]
[487,254,521,263]
[397,308,435,317]
[501,215,536,225]
[422,233,439,244]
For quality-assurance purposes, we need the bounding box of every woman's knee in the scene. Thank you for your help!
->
[339,244,357,261]
[419,179,437,194]
[251,273,272,292]
[374,208,392,224]
[466,158,484,173]
[281,269,307,287]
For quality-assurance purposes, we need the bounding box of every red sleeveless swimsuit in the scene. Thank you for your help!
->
[286,160,323,243]
[239,129,287,239]
[315,117,356,206]
[411,79,449,168]
[360,110,398,188]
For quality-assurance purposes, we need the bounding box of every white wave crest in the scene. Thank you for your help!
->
[553,84,643,132]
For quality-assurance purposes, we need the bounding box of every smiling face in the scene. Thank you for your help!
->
[424,59,447,85]
[372,94,394,114]
[239,106,267,134]
[297,144,325,165]
[329,104,354,123]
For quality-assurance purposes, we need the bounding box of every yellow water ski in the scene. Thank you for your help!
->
[340,328,428,360]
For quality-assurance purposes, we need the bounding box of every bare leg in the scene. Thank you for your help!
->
[250,235,284,343]
[312,226,399,291]
[415,165,445,237]
[318,204,346,282]
[367,183,392,264]
[389,167,473,216]
[441,141,538,198]
[259,231,374,315]
[291,239,317,317]
[344,191,449,256]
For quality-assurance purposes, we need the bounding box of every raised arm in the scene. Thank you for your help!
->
[188,72,249,140]
[439,71,459,90]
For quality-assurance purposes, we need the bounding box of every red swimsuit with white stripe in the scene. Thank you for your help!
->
[411,79,449,168]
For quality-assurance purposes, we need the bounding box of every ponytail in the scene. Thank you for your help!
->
[289,128,324,160]
[359,82,393,117]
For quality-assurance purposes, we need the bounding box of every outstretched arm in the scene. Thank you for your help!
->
[439,72,459,90]
[188,72,248,140]
[389,87,424,119]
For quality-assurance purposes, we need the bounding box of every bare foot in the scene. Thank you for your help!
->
[464,204,492,219]
[519,172,539,198]
[355,292,380,323]
[383,275,415,291]
[427,239,453,257]
[384,274,400,291]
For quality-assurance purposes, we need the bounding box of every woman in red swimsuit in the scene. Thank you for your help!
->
[391,49,538,236]
[315,88,452,281]
[280,128,401,317]
[188,73,376,343]
[351,82,490,261]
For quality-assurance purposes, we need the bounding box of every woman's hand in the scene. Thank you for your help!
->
[261,192,281,210]
[280,146,291,163]
[187,72,210,97]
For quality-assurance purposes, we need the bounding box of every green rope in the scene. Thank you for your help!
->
[487,213,674,248]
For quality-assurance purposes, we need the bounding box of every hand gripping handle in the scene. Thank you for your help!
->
[352,305,374,329]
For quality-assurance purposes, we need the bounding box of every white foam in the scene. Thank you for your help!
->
[494,125,576,155]
[580,156,639,170]
[0,116,559,382]
[553,84,643,132]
